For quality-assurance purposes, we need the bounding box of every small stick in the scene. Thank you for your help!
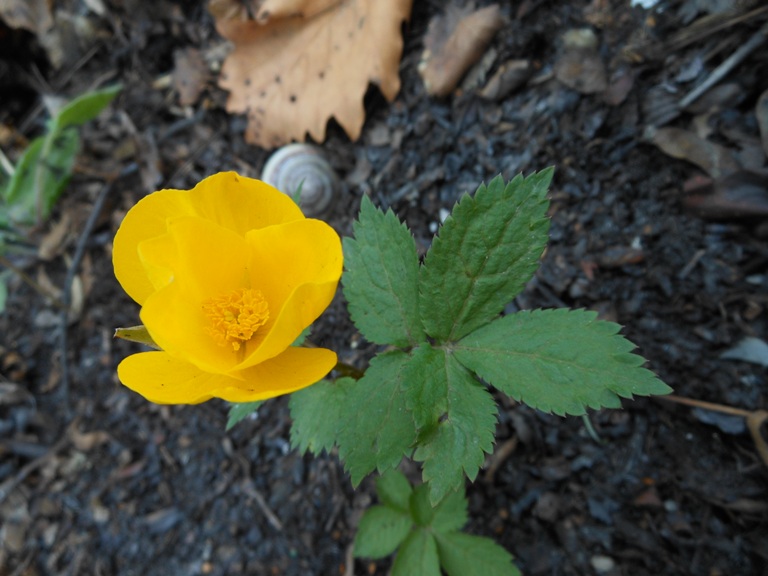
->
[680,21,768,109]
[240,480,284,531]
[657,393,752,418]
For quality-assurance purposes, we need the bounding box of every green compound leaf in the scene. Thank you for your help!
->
[289,377,356,455]
[408,347,497,505]
[431,489,468,533]
[376,469,413,513]
[435,532,520,576]
[391,528,441,576]
[354,505,412,559]
[336,352,418,485]
[342,195,424,347]
[226,401,264,431]
[419,169,553,343]
[454,309,672,416]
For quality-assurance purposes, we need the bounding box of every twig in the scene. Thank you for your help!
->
[657,394,752,418]
[680,21,768,109]
[0,434,70,505]
[240,480,284,531]
[58,164,137,415]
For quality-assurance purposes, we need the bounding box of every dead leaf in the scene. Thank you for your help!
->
[69,426,111,452]
[554,28,607,94]
[256,0,343,21]
[216,0,413,147]
[38,213,71,261]
[208,0,261,21]
[684,171,768,219]
[479,59,533,101]
[418,4,504,97]
[645,126,741,178]
[173,48,210,106]
[0,0,52,36]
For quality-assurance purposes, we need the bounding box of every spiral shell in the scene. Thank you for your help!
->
[261,144,340,217]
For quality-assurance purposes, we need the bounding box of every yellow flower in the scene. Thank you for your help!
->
[113,172,343,404]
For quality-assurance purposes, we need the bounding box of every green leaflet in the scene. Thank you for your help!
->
[454,309,672,416]
[354,505,412,559]
[375,469,413,512]
[355,470,518,576]
[391,529,441,576]
[435,532,520,576]
[53,84,123,131]
[406,346,497,505]
[336,352,418,484]
[419,169,552,343]
[289,378,356,455]
[226,401,264,431]
[342,195,424,347]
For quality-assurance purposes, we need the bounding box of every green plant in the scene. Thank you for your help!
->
[229,169,670,573]
[0,84,122,312]
[116,168,670,573]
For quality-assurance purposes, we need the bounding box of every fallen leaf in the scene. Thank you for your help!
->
[645,126,741,178]
[479,59,533,101]
[554,28,607,94]
[256,0,343,21]
[418,3,504,97]
[721,337,768,367]
[173,47,210,106]
[216,0,413,147]
[38,213,71,261]
[684,171,768,219]
[0,0,52,36]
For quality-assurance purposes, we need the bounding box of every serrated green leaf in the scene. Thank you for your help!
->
[435,532,519,576]
[454,309,672,416]
[336,352,418,485]
[391,528,441,576]
[5,130,79,225]
[409,484,435,526]
[432,489,468,533]
[419,169,553,342]
[376,469,412,513]
[52,85,122,131]
[342,195,424,346]
[354,505,412,559]
[410,350,497,505]
[289,378,356,455]
[226,401,263,431]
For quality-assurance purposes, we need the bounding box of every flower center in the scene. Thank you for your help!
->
[202,288,269,351]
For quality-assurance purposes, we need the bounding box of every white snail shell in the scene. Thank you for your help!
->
[261,144,340,217]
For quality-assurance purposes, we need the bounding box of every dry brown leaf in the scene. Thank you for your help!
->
[645,126,741,178]
[554,28,607,95]
[418,3,504,98]
[0,0,52,35]
[173,47,210,106]
[256,0,342,21]
[216,0,413,147]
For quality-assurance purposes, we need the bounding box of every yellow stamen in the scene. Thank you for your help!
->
[202,288,269,351]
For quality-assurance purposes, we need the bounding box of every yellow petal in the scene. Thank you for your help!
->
[235,218,343,369]
[113,172,304,305]
[118,347,337,404]
[184,172,305,235]
[139,217,253,373]
[113,190,196,304]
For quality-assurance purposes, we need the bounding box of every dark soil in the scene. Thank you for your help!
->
[1,1,767,575]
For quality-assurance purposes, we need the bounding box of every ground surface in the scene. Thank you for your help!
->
[1,1,767,575]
